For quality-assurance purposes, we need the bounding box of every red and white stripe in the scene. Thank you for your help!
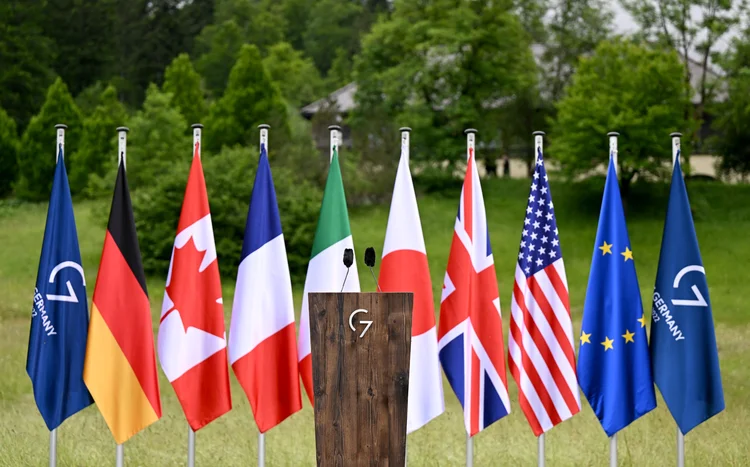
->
[508,254,580,435]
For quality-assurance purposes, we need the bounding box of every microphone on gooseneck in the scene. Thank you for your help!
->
[341,248,354,292]
[364,247,382,292]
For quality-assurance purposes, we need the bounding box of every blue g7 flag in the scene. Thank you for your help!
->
[26,147,93,431]
[650,153,724,434]
[577,157,657,437]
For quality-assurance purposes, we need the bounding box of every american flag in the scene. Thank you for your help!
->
[507,144,581,436]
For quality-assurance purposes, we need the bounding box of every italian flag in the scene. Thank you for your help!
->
[297,147,360,403]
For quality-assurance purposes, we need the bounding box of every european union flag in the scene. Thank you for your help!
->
[577,156,657,437]
[26,146,93,431]
[650,152,724,434]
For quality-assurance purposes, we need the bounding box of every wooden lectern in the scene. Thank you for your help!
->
[309,292,413,467]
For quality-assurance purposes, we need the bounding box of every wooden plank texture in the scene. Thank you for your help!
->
[309,292,413,467]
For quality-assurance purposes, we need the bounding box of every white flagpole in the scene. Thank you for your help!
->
[399,126,411,467]
[532,131,547,467]
[607,131,619,467]
[185,123,203,467]
[464,128,477,467]
[115,126,129,467]
[256,122,270,467]
[669,131,685,467]
[329,124,341,163]
[49,123,67,467]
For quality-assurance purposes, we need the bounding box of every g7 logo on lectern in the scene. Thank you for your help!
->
[349,308,373,338]
[671,265,708,307]
[47,261,86,303]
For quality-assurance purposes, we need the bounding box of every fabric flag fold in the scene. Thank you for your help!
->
[157,142,232,430]
[508,147,580,436]
[229,143,302,433]
[26,146,94,431]
[437,147,511,436]
[83,161,162,443]
[577,157,656,437]
[650,152,724,434]
[379,142,444,433]
[297,146,360,404]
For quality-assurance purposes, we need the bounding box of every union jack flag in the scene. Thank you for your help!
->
[438,145,511,436]
[507,143,581,436]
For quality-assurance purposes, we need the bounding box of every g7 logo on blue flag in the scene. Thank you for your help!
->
[672,265,708,307]
[46,261,86,303]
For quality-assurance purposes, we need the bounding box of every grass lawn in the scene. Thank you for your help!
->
[1,176,749,466]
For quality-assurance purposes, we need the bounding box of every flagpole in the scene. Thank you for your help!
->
[669,131,686,467]
[607,131,619,467]
[532,130,547,467]
[329,125,341,163]
[399,126,411,467]
[184,123,203,467]
[113,126,129,467]
[48,123,68,467]
[463,128,477,467]
[255,122,271,467]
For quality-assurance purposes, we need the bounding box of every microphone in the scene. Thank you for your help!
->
[341,248,353,292]
[364,247,382,292]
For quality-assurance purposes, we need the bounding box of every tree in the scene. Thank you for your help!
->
[263,42,323,107]
[542,0,614,102]
[351,0,538,168]
[621,0,745,145]
[69,85,127,195]
[16,78,83,201]
[0,107,19,197]
[0,0,56,129]
[163,53,207,127]
[325,47,354,93]
[303,0,363,75]
[205,44,289,153]
[548,39,691,194]
[195,0,286,97]
[122,84,188,189]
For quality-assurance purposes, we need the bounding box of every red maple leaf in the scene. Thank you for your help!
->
[164,236,225,338]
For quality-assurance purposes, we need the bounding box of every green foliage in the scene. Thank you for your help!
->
[195,0,287,97]
[121,84,189,190]
[325,47,354,93]
[205,44,289,153]
[712,68,750,178]
[163,53,207,127]
[69,85,128,195]
[303,0,363,75]
[16,78,83,201]
[352,0,538,166]
[548,39,692,189]
[263,42,323,107]
[0,107,19,197]
[0,0,56,129]
[133,145,322,283]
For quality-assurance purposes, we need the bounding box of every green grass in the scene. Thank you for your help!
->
[1,177,750,466]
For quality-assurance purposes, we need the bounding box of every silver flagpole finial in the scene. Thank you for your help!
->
[670,132,682,166]
[329,125,342,163]
[607,132,619,174]
[55,124,67,162]
[192,124,203,159]
[400,127,411,164]
[116,127,129,170]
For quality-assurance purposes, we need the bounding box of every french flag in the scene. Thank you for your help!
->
[228,143,302,433]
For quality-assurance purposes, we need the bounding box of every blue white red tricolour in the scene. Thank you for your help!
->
[438,144,511,436]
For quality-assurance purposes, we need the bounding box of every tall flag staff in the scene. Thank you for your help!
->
[82,127,162,467]
[508,131,581,467]
[650,132,724,467]
[437,129,511,467]
[228,124,303,467]
[26,124,94,467]
[576,132,657,467]
[157,123,233,467]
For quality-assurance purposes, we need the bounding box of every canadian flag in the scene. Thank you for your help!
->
[379,135,444,433]
[157,141,232,431]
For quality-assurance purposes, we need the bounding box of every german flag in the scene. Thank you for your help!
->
[83,161,161,443]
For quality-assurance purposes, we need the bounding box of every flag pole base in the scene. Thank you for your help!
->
[187,426,195,467]
[538,433,545,467]
[49,429,57,467]
[466,433,473,467]
[677,427,685,467]
[258,432,265,467]
[609,433,617,467]
[116,444,124,467]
